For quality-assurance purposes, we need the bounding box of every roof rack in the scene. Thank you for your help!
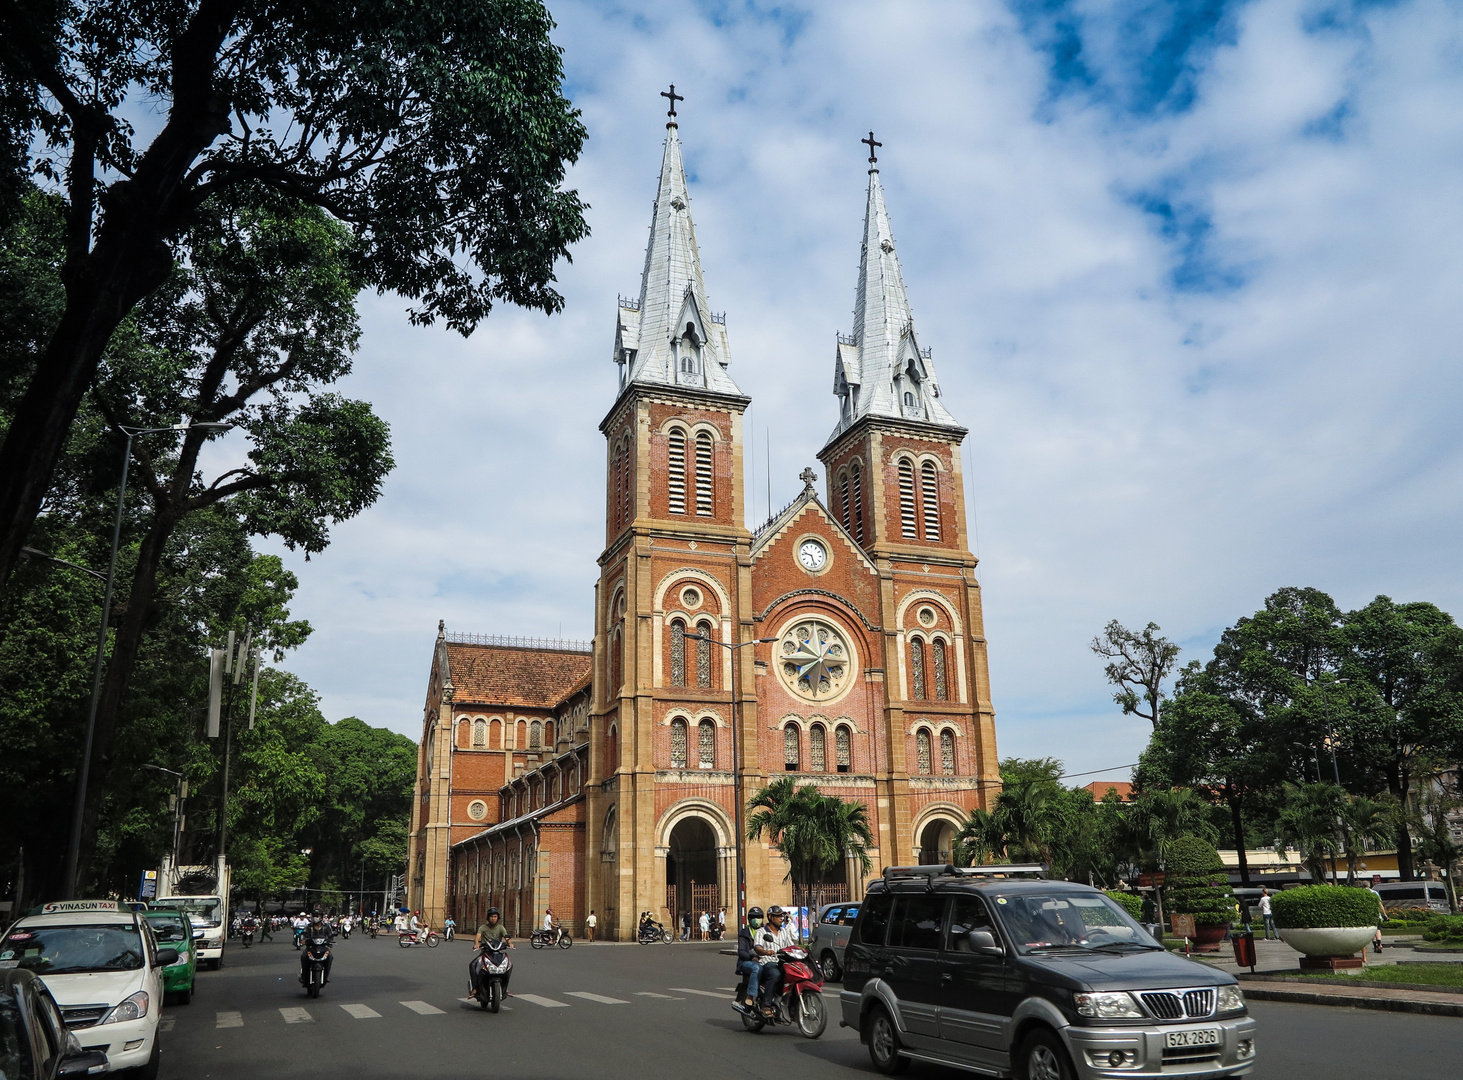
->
[883,863,1046,885]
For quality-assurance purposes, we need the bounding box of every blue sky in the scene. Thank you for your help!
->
[253,0,1463,782]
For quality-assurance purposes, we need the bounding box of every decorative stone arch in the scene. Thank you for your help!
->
[653,567,733,687]
[656,798,737,916]
[912,450,946,472]
[653,566,731,615]
[895,589,963,636]
[912,802,967,866]
[895,591,967,704]
[692,708,728,728]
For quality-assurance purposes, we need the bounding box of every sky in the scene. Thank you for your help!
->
[256,0,1463,783]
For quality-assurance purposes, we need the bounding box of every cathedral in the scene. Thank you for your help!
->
[405,106,1001,940]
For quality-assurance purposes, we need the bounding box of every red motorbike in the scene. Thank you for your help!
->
[732,947,827,1038]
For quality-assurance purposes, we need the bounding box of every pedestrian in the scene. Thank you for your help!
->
[681,910,692,941]
[718,907,726,938]
[699,910,710,940]
[585,909,597,941]
[1258,888,1276,940]
[1368,876,1385,953]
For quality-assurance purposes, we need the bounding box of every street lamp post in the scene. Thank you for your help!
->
[141,764,187,869]
[693,632,777,929]
[63,420,232,899]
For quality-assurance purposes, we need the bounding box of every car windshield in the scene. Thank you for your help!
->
[157,898,222,927]
[0,989,34,1078]
[0,925,146,975]
[996,892,1157,954]
[144,914,190,944]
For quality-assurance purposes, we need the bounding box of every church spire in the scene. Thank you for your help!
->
[612,94,741,397]
[828,139,958,441]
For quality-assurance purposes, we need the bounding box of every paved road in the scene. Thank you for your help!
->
[156,934,1458,1080]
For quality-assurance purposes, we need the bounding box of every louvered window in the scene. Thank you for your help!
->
[695,432,714,515]
[916,729,932,775]
[898,458,917,538]
[839,472,851,530]
[810,725,826,772]
[784,725,800,771]
[933,639,948,701]
[695,621,713,688]
[670,718,687,769]
[668,428,686,514]
[851,462,864,542]
[670,619,686,687]
[940,730,955,776]
[698,720,715,769]
[910,637,926,699]
[921,462,940,540]
[836,726,851,772]
[472,719,486,747]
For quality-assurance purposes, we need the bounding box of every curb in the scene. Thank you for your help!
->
[1238,974,1463,1017]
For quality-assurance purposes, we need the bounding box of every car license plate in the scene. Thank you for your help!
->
[1165,1029,1219,1049]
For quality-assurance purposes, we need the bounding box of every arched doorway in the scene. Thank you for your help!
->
[666,817,719,930]
[918,818,956,865]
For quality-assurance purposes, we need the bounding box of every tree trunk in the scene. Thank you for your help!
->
[1388,765,1415,880]
[1228,790,1251,886]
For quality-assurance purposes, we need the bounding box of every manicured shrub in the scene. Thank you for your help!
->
[1421,914,1463,942]
[1106,891,1144,919]
[1165,836,1235,926]
[1271,885,1380,929]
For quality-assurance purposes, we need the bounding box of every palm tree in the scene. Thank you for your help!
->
[1338,795,1395,885]
[745,778,874,927]
[1125,789,1218,928]
[1277,783,1345,884]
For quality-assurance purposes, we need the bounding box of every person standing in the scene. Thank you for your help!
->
[1258,888,1276,940]
[1368,876,1386,953]
[699,910,710,940]
[681,910,692,941]
[585,910,597,941]
[717,907,726,940]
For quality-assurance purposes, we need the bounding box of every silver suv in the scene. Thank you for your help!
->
[808,902,861,981]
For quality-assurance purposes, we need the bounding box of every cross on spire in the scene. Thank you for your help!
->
[861,131,882,165]
[661,84,684,119]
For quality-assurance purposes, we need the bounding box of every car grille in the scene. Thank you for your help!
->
[60,1004,109,1029]
[1163,1046,1222,1064]
[1139,988,1215,1020]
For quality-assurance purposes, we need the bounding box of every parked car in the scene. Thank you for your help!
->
[0,968,111,1078]
[141,908,197,1004]
[1373,880,1450,914]
[840,864,1256,1079]
[808,902,861,982]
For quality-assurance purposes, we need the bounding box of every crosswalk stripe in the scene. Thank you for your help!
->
[670,987,728,998]
[400,1000,445,1015]
[716,987,738,992]
[216,1011,243,1029]
[564,992,630,1005]
[340,1004,380,1019]
[279,1007,313,1024]
[515,993,571,1008]
[634,992,681,999]
[159,1016,176,1033]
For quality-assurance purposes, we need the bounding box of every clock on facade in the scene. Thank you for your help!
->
[797,539,827,572]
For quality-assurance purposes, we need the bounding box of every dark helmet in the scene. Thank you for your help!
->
[767,905,785,916]
[747,906,764,922]
[485,907,500,919]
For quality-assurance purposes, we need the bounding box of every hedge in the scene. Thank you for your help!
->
[1271,885,1380,929]
[1106,891,1144,919]
[1166,836,1234,926]
[1422,915,1463,943]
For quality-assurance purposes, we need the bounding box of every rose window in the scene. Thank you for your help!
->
[777,619,853,701]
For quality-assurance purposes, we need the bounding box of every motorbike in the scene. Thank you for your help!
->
[637,923,672,944]
[340,921,351,940]
[301,932,332,998]
[398,929,440,949]
[293,927,306,950]
[732,947,827,1039]
[529,927,572,950]
[470,941,513,1013]
[240,922,256,948]
[368,920,379,939]
[443,923,455,942]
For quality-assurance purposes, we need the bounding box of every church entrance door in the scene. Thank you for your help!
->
[666,817,720,932]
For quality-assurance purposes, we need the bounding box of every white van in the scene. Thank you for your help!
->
[1374,881,1450,913]
[0,899,176,1078]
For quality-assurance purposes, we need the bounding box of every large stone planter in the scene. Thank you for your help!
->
[1277,925,1376,970]
[1192,922,1230,952]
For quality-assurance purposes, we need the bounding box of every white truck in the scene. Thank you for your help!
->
[153,856,231,969]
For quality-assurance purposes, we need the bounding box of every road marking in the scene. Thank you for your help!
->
[634,992,681,999]
[400,1000,445,1015]
[278,1007,313,1024]
[159,1016,176,1033]
[716,987,738,991]
[670,987,728,998]
[340,1004,380,1019]
[564,992,630,1005]
[215,1011,243,1029]
[515,993,571,1008]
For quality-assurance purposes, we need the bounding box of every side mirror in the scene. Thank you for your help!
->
[154,948,179,966]
[57,1049,110,1076]
[968,930,1002,955]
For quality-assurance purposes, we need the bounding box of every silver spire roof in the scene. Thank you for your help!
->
[827,162,959,441]
[612,121,741,397]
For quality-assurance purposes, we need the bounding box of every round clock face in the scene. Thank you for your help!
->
[797,539,827,571]
[778,618,853,701]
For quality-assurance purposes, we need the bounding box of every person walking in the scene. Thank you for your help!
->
[1258,888,1276,940]
[717,907,726,940]
[585,910,597,941]
[698,910,710,940]
[1368,876,1386,953]
[681,910,692,941]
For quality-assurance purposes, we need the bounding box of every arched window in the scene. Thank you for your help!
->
[529,720,542,750]
[836,726,852,773]
[898,458,917,539]
[851,462,864,543]
[544,721,555,747]
[695,620,713,688]
[910,637,927,700]
[916,729,932,775]
[810,724,826,772]
[668,428,687,514]
[670,718,688,769]
[698,719,715,769]
[610,628,622,695]
[490,719,502,749]
[921,461,940,541]
[695,431,714,515]
[472,718,486,747]
[941,730,955,776]
[904,391,915,407]
[606,724,619,773]
[784,725,800,771]
[933,639,948,701]
[670,619,686,687]
[456,719,469,748]
[515,719,526,748]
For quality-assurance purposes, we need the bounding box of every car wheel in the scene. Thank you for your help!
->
[820,951,842,982]
[175,987,192,1006]
[864,1005,909,1075]
[1019,1028,1076,1080]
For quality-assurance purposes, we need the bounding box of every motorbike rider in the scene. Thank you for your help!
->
[735,907,768,1011]
[300,907,334,986]
[291,911,310,947]
[471,908,514,997]
[542,906,560,944]
[755,906,798,1015]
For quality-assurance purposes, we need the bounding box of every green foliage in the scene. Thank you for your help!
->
[1271,885,1380,929]
[1090,620,1181,727]
[1166,835,1224,877]
[1163,835,1234,925]
[1106,891,1144,919]
[1421,915,1463,943]
[745,778,875,918]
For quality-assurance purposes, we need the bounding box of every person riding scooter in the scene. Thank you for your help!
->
[735,907,767,1012]
[300,908,334,986]
[471,908,514,996]
[754,906,798,1016]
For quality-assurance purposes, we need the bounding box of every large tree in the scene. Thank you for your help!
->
[0,0,588,594]
[1091,620,1181,729]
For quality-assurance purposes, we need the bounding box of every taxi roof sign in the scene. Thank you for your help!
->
[40,900,120,914]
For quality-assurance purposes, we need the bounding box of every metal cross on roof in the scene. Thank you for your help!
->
[661,84,685,118]
[862,131,882,164]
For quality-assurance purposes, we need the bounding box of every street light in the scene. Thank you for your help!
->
[63,420,234,899]
[692,632,778,929]
[141,764,187,870]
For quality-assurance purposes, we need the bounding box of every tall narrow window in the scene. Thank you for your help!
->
[695,431,714,515]
[921,461,940,541]
[910,637,927,700]
[695,620,713,688]
[610,629,622,694]
[851,462,864,542]
[473,719,486,747]
[898,458,917,539]
[670,718,688,769]
[529,721,542,749]
[839,471,851,530]
[489,719,502,749]
[668,428,687,514]
[784,725,800,771]
[698,720,715,769]
[940,730,955,776]
[916,729,932,775]
[810,725,826,772]
[836,726,852,772]
[933,639,948,701]
[670,619,686,687]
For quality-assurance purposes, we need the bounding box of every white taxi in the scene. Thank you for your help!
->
[0,899,175,1078]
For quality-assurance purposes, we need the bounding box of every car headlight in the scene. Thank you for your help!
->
[1074,991,1144,1019]
[98,991,149,1025]
[1217,985,1245,1013]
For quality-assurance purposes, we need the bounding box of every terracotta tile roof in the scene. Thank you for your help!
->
[445,642,592,710]
[1085,780,1134,801]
